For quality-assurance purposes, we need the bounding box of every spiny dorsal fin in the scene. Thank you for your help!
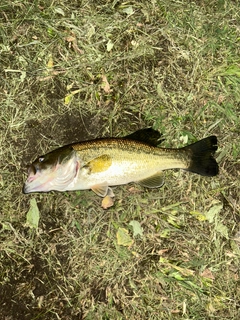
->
[124,128,164,146]
[137,172,164,188]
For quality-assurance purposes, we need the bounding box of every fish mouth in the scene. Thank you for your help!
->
[23,157,80,194]
[23,164,48,193]
[23,182,48,194]
[23,178,49,194]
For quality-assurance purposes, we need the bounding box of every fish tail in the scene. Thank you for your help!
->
[184,136,219,176]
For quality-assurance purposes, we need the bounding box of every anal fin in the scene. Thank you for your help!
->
[137,172,164,188]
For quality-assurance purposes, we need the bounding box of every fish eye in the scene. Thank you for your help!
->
[39,157,45,163]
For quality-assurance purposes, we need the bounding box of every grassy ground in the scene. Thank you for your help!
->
[0,0,239,319]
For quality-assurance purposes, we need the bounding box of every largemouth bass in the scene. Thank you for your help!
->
[23,128,218,197]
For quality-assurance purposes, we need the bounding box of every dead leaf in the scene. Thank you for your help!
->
[65,33,84,54]
[158,249,169,255]
[101,75,111,93]
[171,309,181,314]
[200,268,215,280]
[101,195,114,209]
[128,186,141,194]
[65,36,76,42]
[116,227,134,247]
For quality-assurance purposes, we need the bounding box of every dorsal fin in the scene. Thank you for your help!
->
[124,128,164,146]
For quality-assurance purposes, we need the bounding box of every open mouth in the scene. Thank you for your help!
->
[23,179,48,194]
[23,165,47,193]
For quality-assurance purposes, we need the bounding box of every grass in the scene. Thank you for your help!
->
[0,0,240,319]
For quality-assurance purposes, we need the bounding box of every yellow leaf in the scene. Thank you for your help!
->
[190,211,207,221]
[116,228,134,247]
[47,55,54,69]
[64,89,81,105]
[64,93,73,105]
[101,195,114,209]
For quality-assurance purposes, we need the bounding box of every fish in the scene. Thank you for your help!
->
[23,128,219,198]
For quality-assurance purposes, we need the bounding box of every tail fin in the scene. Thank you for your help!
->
[184,136,219,176]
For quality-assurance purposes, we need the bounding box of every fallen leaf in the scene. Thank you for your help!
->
[129,220,143,237]
[106,39,114,52]
[64,93,73,105]
[200,268,215,280]
[101,75,111,93]
[122,6,134,15]
[47,55,54,69]
[26,198,40,229]
[116,228,134,247]
[128,186,141,194]
[65,33,84,54]
[205,202,223,223]
[66,36,75,42]
[101,195,114,209]
[190,210,207,221]
[171,309,181,314]
[215,222,229,239]
[64,89,81,105]
[158,249,169,255]
[54,7,65,16]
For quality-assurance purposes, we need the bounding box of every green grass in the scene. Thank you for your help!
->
[0,0,240,319]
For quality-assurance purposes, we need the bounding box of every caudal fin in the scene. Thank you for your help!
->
[184,136,219,176]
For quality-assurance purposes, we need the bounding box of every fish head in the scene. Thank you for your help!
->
[23,146,79,193]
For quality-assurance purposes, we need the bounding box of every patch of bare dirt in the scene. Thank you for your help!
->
[23,112,104,165]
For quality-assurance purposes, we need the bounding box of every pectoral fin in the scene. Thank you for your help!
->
[91,184,115,197]
[137,172,164,188]
[85,154,112,173]
[91,184,108,197]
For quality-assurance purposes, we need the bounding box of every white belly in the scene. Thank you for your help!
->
[66,160,158,191]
